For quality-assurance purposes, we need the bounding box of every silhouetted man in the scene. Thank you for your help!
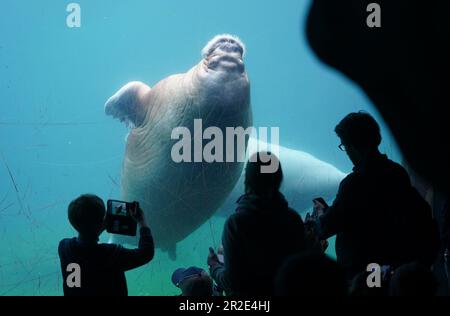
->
[311,112,438,279]
[306,0,450,193]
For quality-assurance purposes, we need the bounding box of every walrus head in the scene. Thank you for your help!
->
[104,34,247,129]
[201,34,246,73]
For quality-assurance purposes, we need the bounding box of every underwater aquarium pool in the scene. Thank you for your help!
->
[0,0,403,296]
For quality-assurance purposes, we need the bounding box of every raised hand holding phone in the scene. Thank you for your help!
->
[105,200,140,236]
[312,197,328,218]
[304,198,330,253]
[217,245,224,264]
[207,247,220,268]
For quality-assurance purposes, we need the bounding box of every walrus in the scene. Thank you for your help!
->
[105,34,252,258]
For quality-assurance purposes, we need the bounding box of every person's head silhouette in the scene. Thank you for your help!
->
[172,267,213,296]
[68,194,106,241]
[244,151,283,196]
[335,111,382,166]
[389,262,437,296]
[275,252,347,296]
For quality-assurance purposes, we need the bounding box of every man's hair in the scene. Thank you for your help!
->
[244,151,283,195]
[335,111,382,150]
[349,270,386,296]
[180,273,213,296]
[68,194,105,237]
[275,252,347,296]
[389,262,437,296]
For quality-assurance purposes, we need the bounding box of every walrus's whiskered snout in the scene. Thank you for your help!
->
[202,34,246,73]
[201,34,246,59]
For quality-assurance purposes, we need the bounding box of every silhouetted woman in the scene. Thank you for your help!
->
[207,151,305,296]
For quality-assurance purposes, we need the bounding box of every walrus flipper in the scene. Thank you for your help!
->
[104,81,151,128]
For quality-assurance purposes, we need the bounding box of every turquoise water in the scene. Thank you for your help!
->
[0,0,402,295]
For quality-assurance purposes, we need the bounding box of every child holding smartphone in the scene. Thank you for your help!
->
[58,194,154,296]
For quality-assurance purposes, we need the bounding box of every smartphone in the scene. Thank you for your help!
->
[209,247,224,264]
[313,197,329,208]
[105,200,138,236]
